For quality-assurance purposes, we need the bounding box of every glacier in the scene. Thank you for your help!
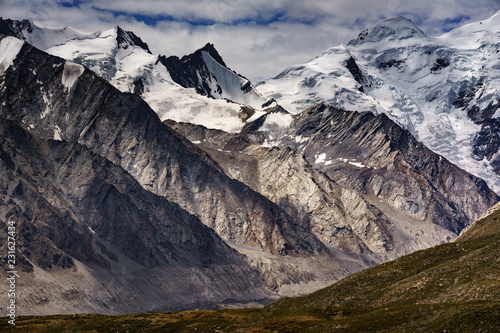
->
[258,12,500,193]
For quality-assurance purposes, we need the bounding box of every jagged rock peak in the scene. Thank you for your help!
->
[349,16,426,45]
[0,17,33,37]
[115,25,152,54]
[182,42,226,67]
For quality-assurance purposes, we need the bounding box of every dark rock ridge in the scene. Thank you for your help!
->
[158,42,267,106]
[115,26,152,54]
[0,37,324,257]
[345,56,370,92]
[168,104,498,262]
[159,42,226,96]
[0,120,270,314]
[0,18,33,37]
[158,43,224,97]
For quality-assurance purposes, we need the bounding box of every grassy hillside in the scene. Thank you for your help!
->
[0,301,498,332]
[271,230,500,309]
[456,202,500,242]
[2,204,499,332]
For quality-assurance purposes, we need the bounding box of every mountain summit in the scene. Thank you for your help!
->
[115,25,152,53]
[349,16,426,45]
[158,42,267,107]
[258,13,500,193]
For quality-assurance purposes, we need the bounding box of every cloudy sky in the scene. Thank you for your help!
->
[2,0,500,81]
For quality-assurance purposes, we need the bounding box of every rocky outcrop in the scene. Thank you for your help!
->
[159,43,227,97]
[157,42,267,108]
[169,103,499,262]
[277,105,498,233]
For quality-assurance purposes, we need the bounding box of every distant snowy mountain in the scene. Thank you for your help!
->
[258,12,500,192]
[0,18,272,133]
[159,42,268,107]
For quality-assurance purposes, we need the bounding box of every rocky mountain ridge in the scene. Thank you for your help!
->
[167,103,498,263]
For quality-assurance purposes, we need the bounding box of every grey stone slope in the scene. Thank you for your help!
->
[0,37,324,257]
[167,104,499,265]
[0,120,270,315]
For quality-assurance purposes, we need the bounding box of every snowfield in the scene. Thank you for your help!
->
[258,13,500,192]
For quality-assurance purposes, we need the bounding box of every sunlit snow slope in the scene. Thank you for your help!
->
[0,19,268,133]
[258,13,500,192]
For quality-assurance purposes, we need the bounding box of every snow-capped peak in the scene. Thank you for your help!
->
[2,18,270,133]
[258,12,500,193]
[115,26,152,54]
[349,16,426,45]
[0,17,93,50]
[192,42,227,67]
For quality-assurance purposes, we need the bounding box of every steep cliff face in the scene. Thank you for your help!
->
[278,105,497,233]
[0,120,270,315]
[168,103,498,263]
[0,37,324,257]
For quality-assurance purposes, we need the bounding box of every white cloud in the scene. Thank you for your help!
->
[1,0,499,81]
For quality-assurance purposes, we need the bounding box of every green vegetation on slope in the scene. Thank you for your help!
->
[457,202,500,242]
[271,234,500,309]
[1,301,499,332]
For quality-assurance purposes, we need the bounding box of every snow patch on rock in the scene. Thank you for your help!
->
[0,37,24,75]
[62,61,84,90]
[261,112,293,130]
[315,153,327,164]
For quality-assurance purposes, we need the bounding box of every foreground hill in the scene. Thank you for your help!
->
[272,204,500,310]
[3,202,498,332]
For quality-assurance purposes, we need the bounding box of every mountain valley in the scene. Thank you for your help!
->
[0,11,499,321]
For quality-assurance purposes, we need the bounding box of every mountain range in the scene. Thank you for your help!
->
[0,12,499,316]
